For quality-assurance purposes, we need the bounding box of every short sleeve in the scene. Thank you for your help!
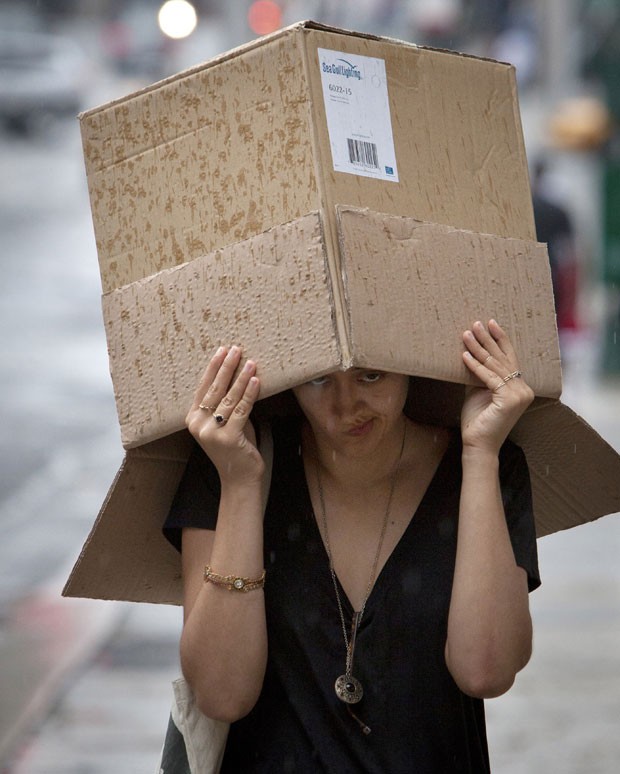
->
[499,440,541,592]
[162,440,221,552]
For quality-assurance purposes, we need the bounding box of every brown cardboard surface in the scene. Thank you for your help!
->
[338,207,561,396]
[103,211,341,448]
[81,21,542,450]
[303,25,535,302]
[63,432,193,605]
[80,21,534,297]
[511,400,620,537]
[105,208,561,450]
[81,22,544,448]
[80,25,319,293]
[63,393,620,606]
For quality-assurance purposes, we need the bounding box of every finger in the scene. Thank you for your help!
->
[487,319,518,363]
[191,346,228,410]
[227,372,261,426]
[470,320,506,361]
[463,320,516,375]
[213,360,259,426]
[462,350,505,393]
[462,320,511,391]
[198,345,243,410]
[462,325,502,373]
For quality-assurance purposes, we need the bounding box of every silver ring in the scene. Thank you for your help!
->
[493,381,506,392]
[214,413,227,426]
[502,370,522,383]
[199,404,217,412]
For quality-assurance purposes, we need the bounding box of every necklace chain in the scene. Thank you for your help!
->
[314,422,407,691]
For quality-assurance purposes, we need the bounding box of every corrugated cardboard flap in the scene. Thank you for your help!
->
[63,432,193,605]
[104,211,342,449]
[338,207,562,397]
[510,399,620,537]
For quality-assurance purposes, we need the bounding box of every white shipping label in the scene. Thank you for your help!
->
[317,48,399,183]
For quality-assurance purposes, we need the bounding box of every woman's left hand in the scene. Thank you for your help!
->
[460,319,534,455]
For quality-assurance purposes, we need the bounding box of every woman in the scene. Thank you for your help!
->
[165,319,540,772]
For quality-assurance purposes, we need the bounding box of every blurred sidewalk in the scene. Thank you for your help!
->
[2,587,183,773]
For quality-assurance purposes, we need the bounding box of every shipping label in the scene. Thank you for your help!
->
[317,48,399,183]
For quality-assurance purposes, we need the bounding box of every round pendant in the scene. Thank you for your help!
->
[335,674,364,704]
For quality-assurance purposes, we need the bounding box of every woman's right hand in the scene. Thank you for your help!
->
[185,346,264,487]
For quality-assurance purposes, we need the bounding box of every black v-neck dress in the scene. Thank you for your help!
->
[164,417,540,773]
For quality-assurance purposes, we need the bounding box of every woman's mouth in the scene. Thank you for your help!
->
[347,419,374,437]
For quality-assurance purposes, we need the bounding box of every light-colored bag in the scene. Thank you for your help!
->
[158,677,229,774]
[157,424,274,774]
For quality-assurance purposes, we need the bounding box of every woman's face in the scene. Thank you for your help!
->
[292,369,409,455]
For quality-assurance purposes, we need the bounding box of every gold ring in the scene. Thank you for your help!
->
[199,404,217,412]
[502,370,522,383]
[493,381,506,392]
[483,355,492,365]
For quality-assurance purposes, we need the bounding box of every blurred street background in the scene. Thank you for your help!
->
[0,0,619,772]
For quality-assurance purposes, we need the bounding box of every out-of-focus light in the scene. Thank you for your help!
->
[158,0,198,40]
[248,0,282,36]
[549,96,612,151]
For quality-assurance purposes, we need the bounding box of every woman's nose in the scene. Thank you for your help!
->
[332,381,361,415]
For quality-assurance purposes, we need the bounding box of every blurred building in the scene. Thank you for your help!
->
[581,0,620,372]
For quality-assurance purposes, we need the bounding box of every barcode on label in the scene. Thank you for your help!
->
[347,138,379,169]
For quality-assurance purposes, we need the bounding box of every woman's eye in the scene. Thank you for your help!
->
[308,376,329,386]
[361,372,383,383]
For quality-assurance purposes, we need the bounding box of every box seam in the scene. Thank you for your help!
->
[300,27,352,368]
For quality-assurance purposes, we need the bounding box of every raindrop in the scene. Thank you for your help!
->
[287,523,301,542]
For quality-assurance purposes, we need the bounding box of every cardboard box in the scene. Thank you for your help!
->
[64,22,620,605]
[82,19,560,447]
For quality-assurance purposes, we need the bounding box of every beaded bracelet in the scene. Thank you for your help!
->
[204,565,266,592]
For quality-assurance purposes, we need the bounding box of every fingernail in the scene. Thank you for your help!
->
[243,359,255,372]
